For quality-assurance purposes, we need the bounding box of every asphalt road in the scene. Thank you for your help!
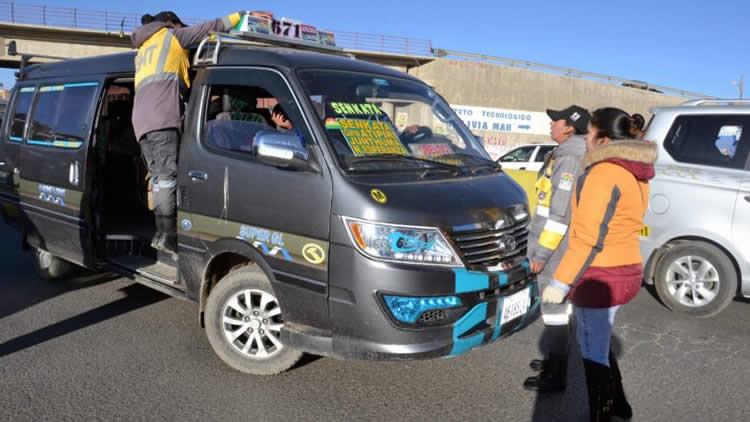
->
[1,223,749,422]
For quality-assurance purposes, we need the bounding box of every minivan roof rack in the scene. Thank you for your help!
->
[8,40,69,80]
[681,99,750,106]
[193,31,350,66]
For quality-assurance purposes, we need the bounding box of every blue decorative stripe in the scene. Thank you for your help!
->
[449,302,487,356]
[9,136,23,142]
[28,139,82,148]
[453,268,489,293]
[452,222,483,232]
[64,82,99,88]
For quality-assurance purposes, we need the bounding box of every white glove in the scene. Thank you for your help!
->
[542,285,566,304]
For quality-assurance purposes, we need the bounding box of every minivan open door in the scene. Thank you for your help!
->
[18,80,102,267]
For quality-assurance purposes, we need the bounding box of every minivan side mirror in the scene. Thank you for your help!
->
[254,130,309,170]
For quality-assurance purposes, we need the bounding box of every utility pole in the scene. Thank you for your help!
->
[732,75,744,99]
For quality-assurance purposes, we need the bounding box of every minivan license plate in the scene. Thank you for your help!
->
[501,288,531,325]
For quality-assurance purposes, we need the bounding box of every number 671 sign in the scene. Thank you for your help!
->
[272,18,320,43]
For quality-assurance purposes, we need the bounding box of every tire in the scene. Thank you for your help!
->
[654,241,737,318]
[204,264,303,375]
[31,247,74,280]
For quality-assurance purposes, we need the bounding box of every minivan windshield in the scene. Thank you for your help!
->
[298,70,496,174]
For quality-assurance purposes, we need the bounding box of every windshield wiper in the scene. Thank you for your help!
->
[345,154,462,173]
[439,153,502,174]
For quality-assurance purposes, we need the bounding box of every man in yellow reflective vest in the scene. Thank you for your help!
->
[523,105,590,393]
[131,10,243,254]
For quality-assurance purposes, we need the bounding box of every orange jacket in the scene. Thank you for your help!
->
[552,140,657,305]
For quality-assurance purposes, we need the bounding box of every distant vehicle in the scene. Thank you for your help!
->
[497,143,556,172]
[640,99,750,317]
[622,80,663,94]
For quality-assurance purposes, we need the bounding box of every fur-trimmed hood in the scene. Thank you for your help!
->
[583,140,658,181]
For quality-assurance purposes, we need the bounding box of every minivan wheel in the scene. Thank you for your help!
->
[31,247,73,280]
[654,242,737,318]
[204,265,303,375]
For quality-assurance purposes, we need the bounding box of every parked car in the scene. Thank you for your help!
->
[640,99,750,317]
[497,143,556,172]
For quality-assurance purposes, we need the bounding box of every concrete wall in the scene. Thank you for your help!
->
[411,58,686,154]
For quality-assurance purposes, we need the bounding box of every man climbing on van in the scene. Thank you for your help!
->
[523,105,590,393]
[131,10,244,253]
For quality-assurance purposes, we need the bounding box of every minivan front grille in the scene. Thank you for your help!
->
[451,217,529,269]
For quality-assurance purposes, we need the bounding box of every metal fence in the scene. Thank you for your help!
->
[0,2,433,56]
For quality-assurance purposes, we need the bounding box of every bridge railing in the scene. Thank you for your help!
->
[0,2,433,56]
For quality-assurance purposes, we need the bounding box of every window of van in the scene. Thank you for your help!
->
[203,84,308,156]
[28,83,99,149]
[664,115,750,170]
[8,87,35,142]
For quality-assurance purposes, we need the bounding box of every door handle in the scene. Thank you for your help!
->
[188,170,208,181]
[0,161,5,167]
[519,167,526,170]
[745,195,750,202]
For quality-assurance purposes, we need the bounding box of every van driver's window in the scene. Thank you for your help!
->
[28,83,99,148]
[203,84,307,156]
[664,115,750,170]
[8,87,35,142]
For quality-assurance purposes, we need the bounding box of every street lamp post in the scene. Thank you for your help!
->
[732,75,744,99]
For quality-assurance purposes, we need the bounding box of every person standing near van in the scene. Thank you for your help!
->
[523,105,590,393]
[542,107,654,421]
[132,10,243,253]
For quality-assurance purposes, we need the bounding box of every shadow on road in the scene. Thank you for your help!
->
[0,283,168,358]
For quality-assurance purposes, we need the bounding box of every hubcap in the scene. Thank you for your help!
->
[665,255,720,307]
[221,289,285,359]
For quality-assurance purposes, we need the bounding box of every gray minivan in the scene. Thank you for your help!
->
[641,99,750,317]
[0,33,539,374]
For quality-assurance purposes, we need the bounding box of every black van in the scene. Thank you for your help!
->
[0,33,539,375]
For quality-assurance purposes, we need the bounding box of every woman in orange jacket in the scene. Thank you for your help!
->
[541,107,657,421]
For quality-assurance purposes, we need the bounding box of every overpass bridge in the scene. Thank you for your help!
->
[0,2,715,155]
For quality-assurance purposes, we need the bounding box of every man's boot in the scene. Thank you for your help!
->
[523,353,567,392]
[154,215,177,255]
[583,359,614,422]
[609,352,633,421]
[151,215,164,250]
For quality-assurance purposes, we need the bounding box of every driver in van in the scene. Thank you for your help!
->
[131,10,245,254]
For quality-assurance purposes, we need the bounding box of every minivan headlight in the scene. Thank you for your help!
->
[342,217,462,267]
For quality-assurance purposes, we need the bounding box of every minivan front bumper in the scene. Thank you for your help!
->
[286,244,540,361]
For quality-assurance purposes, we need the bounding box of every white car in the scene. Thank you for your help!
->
[497,143,556,172]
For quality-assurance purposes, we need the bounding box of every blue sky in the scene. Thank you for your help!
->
[2,0,748,98]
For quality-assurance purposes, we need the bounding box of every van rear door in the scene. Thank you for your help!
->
[18,80,102,266]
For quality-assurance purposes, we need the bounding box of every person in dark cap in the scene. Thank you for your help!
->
[131,9,245,254]
[523,105,590,393]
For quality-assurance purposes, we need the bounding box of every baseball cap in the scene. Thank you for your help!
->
[154,11,187,27]
[546,105,591,135]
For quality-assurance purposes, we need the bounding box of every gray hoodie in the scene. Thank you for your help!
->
[131,14,240,140]
[526,134,587,281]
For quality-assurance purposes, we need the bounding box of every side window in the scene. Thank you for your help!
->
[28,83,99,148]
[8,87,35,142]
[664,115,750,170]
[202,76,310,158]
[500,146,534,162]
[535,145,555,162]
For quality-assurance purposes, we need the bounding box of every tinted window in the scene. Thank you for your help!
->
[500,146,534,162]
[203,83,308,156]
[535,145,555,162]
[8,87,35,142]
[28,83,98,148]
[664,115,750,170]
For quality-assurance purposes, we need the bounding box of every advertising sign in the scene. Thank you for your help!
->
[451,104,551,136]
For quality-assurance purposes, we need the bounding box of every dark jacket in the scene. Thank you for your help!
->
[131,13,242,140]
